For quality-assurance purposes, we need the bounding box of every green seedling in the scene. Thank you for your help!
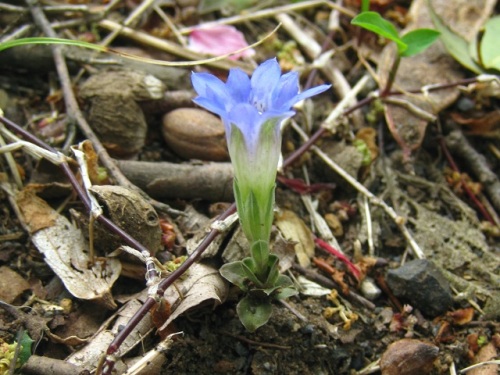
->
[429,1,500,73]
[351,11,440,94]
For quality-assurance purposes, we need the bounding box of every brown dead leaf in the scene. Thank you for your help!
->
[275,209,315,268]
[16,186,58,233]
[451,111,500,137]
[468,342,498,375]
[159,262,228,331]
[378,0,496,154]
[16,186,121,309]
[0,266,30,303]
[446,307,474,325]
[79,140,110,185]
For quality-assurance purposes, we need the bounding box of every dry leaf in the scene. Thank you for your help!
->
[16,186,121,309]
[160,262,228,330]
[468,342,498,375]
[275,209,315,267]
[0,266,30,303]
[66,298,153,373]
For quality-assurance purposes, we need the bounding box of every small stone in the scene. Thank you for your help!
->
[386,259,453,317]
[162,108,229,161]
[380,339,438,375]
[360,277,381,300]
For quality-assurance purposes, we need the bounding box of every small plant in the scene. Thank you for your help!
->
[191,58,330,331]
[351,11,440,94]
[429,2,500,74]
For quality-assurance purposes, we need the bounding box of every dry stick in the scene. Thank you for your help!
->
[98,19,253,73]
[0,115,150,255]
[100,0,157,46]
[91,76,496,371]
[178,0,356,34]
[445,130,500,215]
[292,122,425,260]
[276,12,364,130]
[25,0,181,216]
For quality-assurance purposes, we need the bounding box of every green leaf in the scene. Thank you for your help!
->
[478,16,500,71]
[251,240,269,273]
[236,295,273,332]
[242,258,264,288]
[351,11,407,53]
[263,254,280,288]
[220,261,248,291]
[427,0,483,73]
[400,28,440,57]
[17,331,34,366]
[275,287,298,300]
[0,37,106,53]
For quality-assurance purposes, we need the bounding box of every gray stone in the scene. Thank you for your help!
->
[386,259,453,317]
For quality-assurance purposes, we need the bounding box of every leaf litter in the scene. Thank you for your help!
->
[0,0,499,374]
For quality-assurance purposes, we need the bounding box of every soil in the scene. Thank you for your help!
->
[0,1,499,375]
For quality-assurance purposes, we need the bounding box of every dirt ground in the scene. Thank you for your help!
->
[0,0,499,374]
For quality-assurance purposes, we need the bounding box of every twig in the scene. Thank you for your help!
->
[97,19,253,73]
[382,97,437,122]
[179,0,356,34]
[445,130,500,215]
[22,355,87,375]
[276,13,364,128]
[100,0,157,46]
[290,121,425,260]
[0,131,23,188]
[25,0,180,216]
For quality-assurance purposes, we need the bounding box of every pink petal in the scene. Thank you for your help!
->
[188,25,255,60]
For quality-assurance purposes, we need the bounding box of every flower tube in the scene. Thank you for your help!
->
[192,58,330,245]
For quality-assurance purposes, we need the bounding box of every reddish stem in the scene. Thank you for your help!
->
[314,238,361,280]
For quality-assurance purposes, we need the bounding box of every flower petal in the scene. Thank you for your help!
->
[250,58,281,112]
[188,25,255,60]
[282,84,331,108]
[226,68,251,104]
[191,72,225,97]
[271,71,300,110]
[193,97,227,118]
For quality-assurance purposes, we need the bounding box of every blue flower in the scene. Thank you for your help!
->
[192,58,330,242]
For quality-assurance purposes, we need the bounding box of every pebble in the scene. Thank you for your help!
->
[360,277,381,300]
[386,259,453,317]
[380,339,439,375]
[162,108,229,161]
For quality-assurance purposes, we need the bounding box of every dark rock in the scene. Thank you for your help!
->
[386,259,453,317]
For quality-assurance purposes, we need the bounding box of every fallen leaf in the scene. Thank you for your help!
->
[159,262,228,331]
[0,266,30,303]
[16,186,121,309]
[450,110,500,137]
[275,210,315,268]
[468,342,498,375]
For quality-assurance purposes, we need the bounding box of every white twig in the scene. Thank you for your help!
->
[323,74,371,131]
[290,122,425,260]
[179,1,356,34]
[459,360,500,373]
[210,212,239,232]
[122,332,184,375]
[361,195,375,256]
